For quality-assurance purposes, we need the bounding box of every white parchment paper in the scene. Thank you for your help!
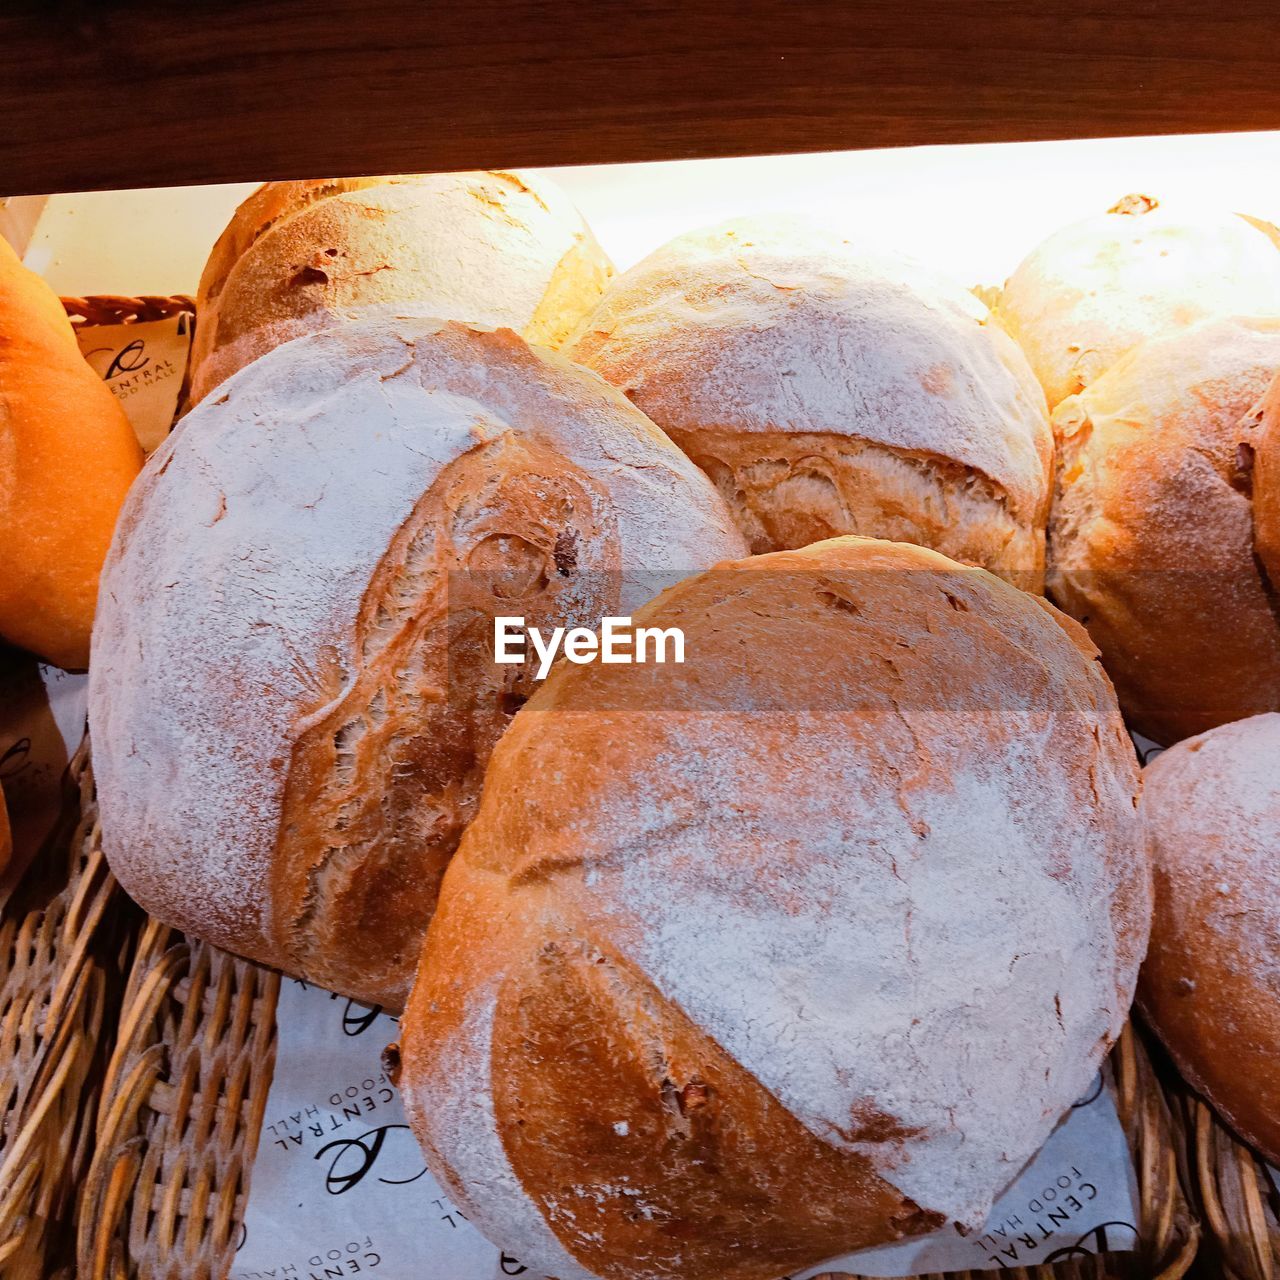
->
[39,663,87,756]
[233,980,1139,1280]
[231,979,516,1280]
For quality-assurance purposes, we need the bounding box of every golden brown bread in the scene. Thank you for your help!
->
[996,194,1280,409]
[400,536,1149,1280]
[1138,713,1280,1164]
[0,237,143,670]
[566,217,1052,590]
[188,171,613,405]
[90,318,746,1009]
[1049,316,1280,745]
[1246,369,1280,587]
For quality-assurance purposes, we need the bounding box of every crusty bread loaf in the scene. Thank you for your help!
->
[566,217,1052,590]
[0,237,143,670]
[1138,713,1280,1164]
[188,171,613,405]
[1049,316,1280,745]
[996,194,1280,409]
[1245,369,1280,587]
[90,318,746,1009]
[400,536,1149,1280]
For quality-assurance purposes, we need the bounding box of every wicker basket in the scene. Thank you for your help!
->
[0,746,137,1280]
[1186,1096,1279,1280]
[77,923,279,1280]
[60,295,196,329]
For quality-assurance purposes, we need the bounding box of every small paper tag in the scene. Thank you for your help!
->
[235,981,1139,1280]
[76,313,192,452]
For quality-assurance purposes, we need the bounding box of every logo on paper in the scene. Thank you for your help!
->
[315,1124,427,1195]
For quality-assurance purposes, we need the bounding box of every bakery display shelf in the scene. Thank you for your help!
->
[8,135,1266,1280]
[1190,1096,1279,1280]
[0,745,140,1280]
[4,3,1280,196]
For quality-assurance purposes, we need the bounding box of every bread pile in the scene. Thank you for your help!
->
[35,172,1278,1277]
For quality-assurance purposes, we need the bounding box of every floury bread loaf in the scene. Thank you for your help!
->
[996,194,1280,409]
[1049,317,1280,744]
[399,536,1150,1280]
[565,217,1053,589]
[90,318,746,1009]
[187,171,613,405]
[1138,714,1280,1164]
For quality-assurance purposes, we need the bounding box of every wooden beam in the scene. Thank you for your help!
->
[4,2,1280,196]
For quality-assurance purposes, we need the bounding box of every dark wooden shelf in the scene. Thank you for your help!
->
[4,1,1280,195]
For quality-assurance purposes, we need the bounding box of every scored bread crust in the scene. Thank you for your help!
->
[89,318,746,1009]
[400,535,1149,1280]
[1246,370,1280,588]
[565,216,1052,590]
[1048,316,1280,745]
[188,171,613,406]
[1137,713,1280,1164]
[995,195,1280,409]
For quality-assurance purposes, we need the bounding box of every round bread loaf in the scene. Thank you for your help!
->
[1138,713,1280,1164]
[188,171,613,405]
[400,536,1149,1280]
[0,237,143,670]
[565,217,1052,590]
[90,318,746,1009]
[1245,369,1280,587]
[996,194,1280,409]
[1049,316,1280,745]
